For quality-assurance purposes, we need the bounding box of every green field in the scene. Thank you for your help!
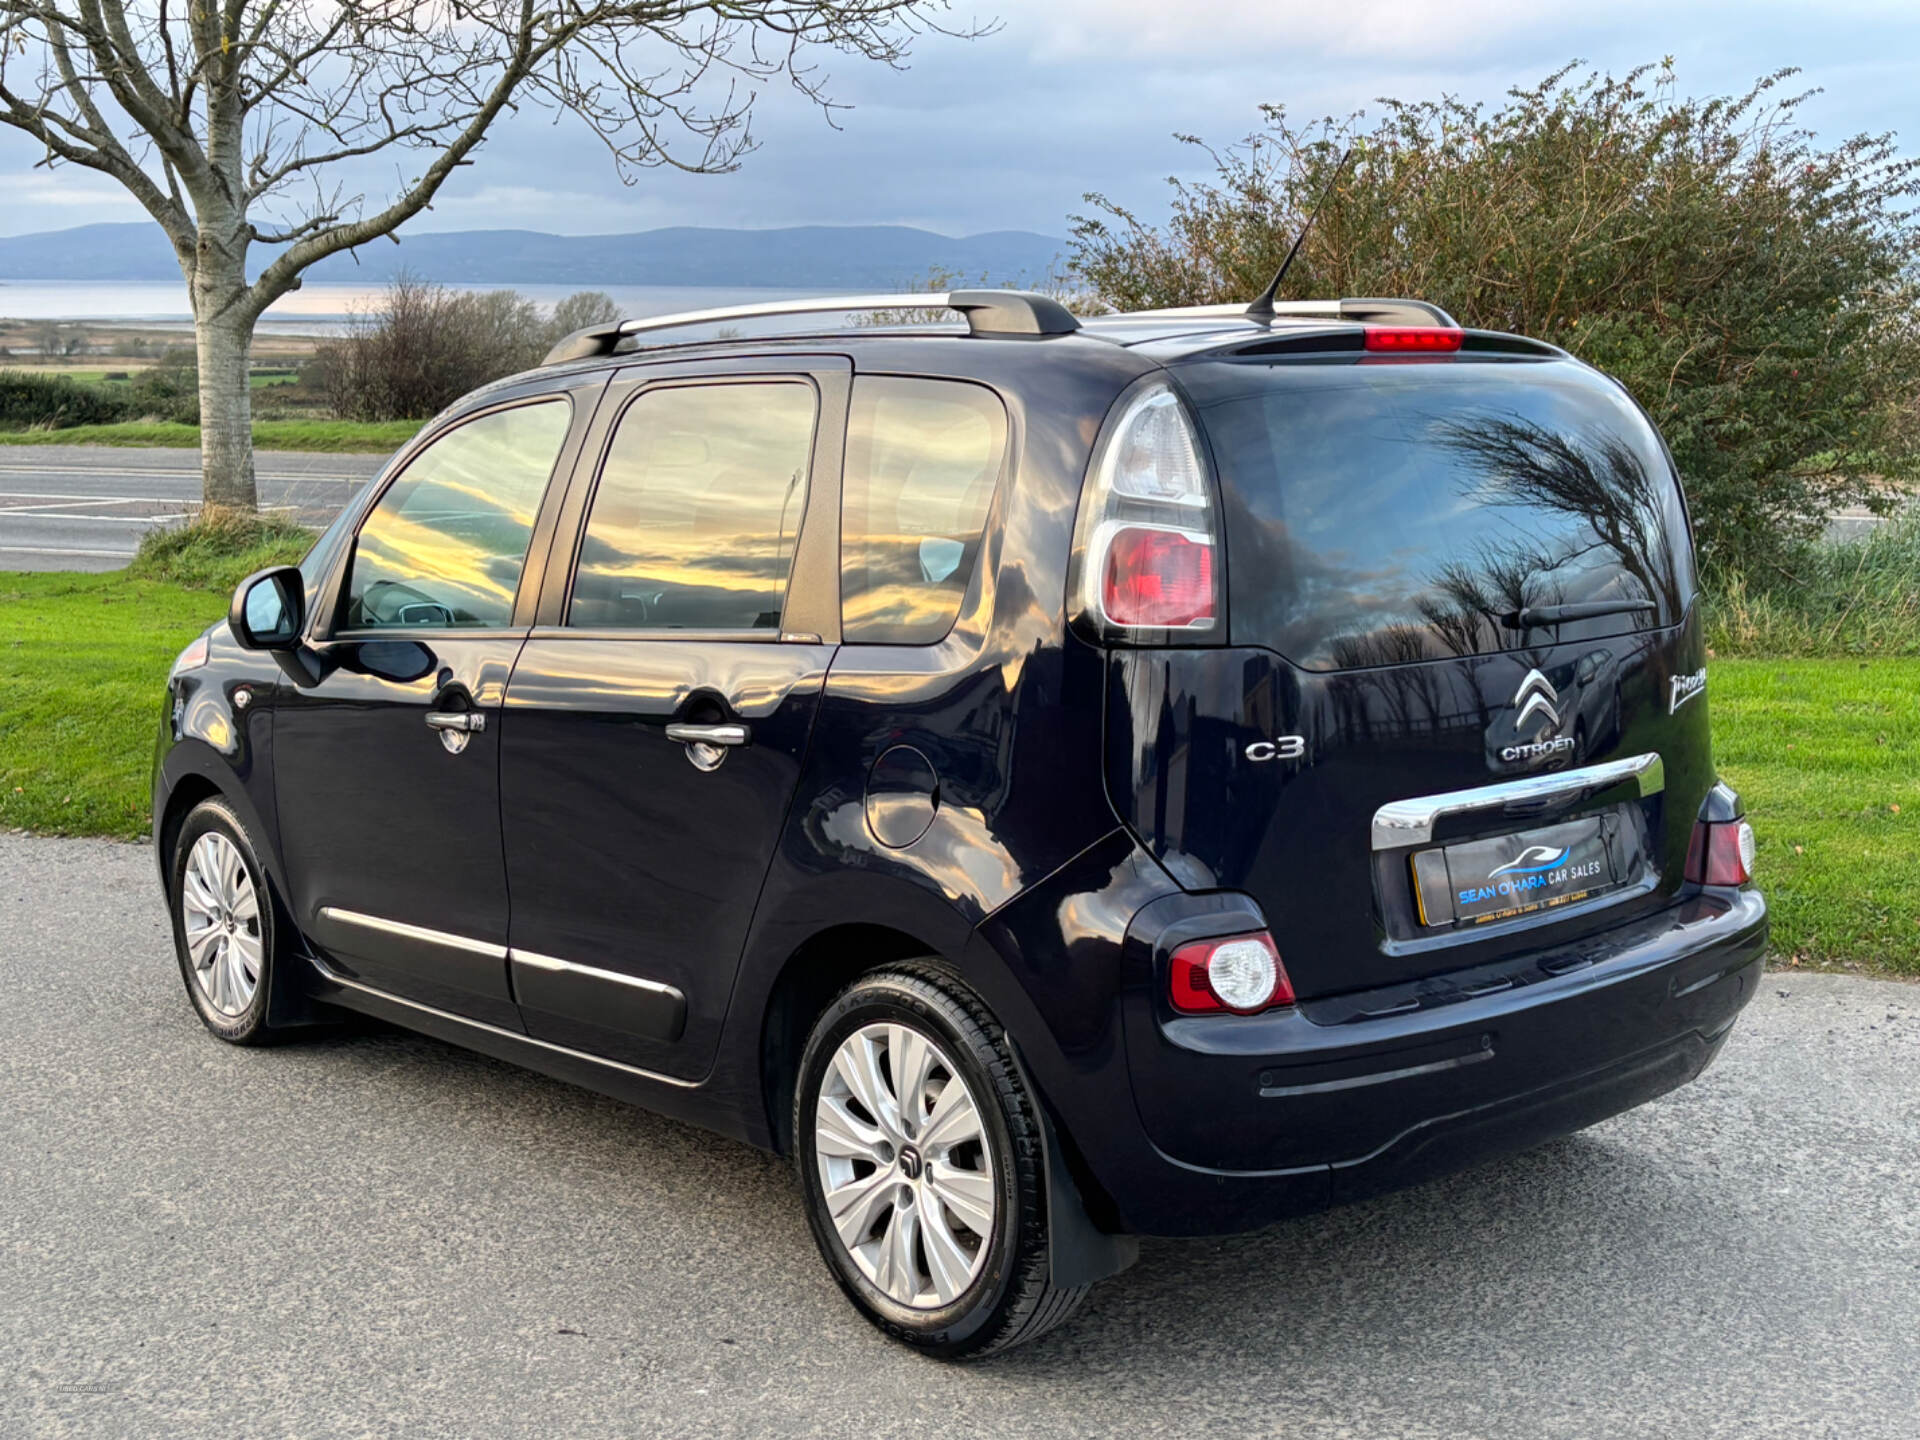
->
[1,566,1911,976]
[0,418,420,451]
[0,572,227,839]
[1711,659,1919,974]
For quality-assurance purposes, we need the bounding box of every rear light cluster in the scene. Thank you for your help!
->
[1168,931,1295,1015]
[1103,527,1213,628]
[1073,380,1220,634]
[1686,818,1757,887]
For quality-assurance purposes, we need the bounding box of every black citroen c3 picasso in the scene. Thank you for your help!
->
[154,289,1766,1357]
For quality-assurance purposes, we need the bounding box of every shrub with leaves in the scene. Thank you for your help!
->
[0,369,135,428]
[126,351,200,425]
[312,279,632,422]
[1070,63,1920,575]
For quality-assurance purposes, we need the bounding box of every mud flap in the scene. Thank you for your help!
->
[1011,1048,1139,1289]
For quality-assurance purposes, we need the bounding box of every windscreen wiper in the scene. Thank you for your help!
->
[1500,599,1657,628]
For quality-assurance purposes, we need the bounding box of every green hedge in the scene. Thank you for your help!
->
[0,369,135,428]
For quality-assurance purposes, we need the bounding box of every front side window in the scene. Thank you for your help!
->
[342,399,571,630]
[568,381,817,631]
[841,377,1007,644]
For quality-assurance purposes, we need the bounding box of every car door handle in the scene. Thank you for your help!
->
[425,709,486,755]
[664,722,748,747]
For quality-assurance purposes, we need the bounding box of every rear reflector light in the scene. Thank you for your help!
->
[1102,526,1215,629]
[1688,819,1755,886]
[1169,931,1294,1014]
[1363,327,1464,353]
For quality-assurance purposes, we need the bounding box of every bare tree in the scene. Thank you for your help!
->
[0,1,971,509]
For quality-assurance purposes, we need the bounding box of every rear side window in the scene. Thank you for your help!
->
[1181,360,1694,670]
[569,381,817,631]
[343,399,571,630]
[841,377,1007,644]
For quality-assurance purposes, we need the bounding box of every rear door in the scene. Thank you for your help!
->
[276,390,591,1027]
[1107,355,1709,1000]
[498,357,847,1078]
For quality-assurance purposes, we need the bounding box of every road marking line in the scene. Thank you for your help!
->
[0,545,134,559]
[0,497,149,514]
[0,464,372,482]
[0,491,200,504]
[0,491,353,507]
[1,512,191,526]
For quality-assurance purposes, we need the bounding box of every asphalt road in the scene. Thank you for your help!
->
[3,833,1917,1439]
[0,446,382,571]
[0,442,1902,574]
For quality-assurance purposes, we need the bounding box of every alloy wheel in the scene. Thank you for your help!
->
[813,1021,997,1309]
[179,831,263,1017]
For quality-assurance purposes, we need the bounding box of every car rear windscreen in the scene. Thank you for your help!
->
[1179,358,1695,670]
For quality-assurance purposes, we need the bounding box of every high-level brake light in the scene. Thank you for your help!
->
[1363,327,1464,353]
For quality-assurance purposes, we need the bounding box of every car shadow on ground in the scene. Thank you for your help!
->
[301,1010,1744,1386]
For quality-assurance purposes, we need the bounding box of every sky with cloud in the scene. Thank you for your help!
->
[1,0,1915,242]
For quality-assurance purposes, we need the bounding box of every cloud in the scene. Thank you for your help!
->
[1018,0,1571,63]
[1,1,1916,240]
[0,170,142,219]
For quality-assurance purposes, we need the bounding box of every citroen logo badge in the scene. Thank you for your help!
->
[1512,668,1561,735]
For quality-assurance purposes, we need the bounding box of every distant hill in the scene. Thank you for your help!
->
[0,222,1069,289]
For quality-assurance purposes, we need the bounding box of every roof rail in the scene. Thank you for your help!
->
[1110,297,1461,329]
[541,289,1080,365]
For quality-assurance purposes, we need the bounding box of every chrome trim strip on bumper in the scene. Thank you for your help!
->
[316,905,509,960]
[510,949,685,1005]
[307,961,700,1089]
[1371,752,1665,850]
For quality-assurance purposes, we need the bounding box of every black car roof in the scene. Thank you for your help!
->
[470,298,1567,414]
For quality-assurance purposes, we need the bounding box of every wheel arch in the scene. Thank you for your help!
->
[758,921,953,1156]
[155,742,282,894]
[155,771,224,896]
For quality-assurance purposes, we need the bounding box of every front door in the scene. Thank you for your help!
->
[499,361,847,1077]
[275,394,584,1027]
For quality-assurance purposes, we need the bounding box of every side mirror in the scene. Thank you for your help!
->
[228,565,307,651]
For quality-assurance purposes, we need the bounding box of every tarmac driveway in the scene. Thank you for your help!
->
[2,833,1915,1438]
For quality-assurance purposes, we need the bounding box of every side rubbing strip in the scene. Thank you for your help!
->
[308,959,700,1089]
[509,949,688,1044]
[509,950,683,999]
[316,906,509,959]
[1371,753,1665,850]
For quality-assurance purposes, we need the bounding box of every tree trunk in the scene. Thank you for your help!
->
[195,313,258,513]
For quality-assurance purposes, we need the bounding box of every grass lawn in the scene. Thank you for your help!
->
[0,418,419,452]
[1712,659,1919,976]
[0,572,226,839]
[1,571,1913,977]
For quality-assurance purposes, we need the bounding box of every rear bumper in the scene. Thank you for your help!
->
[1099,886,1766,1236]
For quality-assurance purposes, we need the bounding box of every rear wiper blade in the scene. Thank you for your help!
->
[1500,599,1657,628]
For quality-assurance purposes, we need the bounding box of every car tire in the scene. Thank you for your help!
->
[794,963,1088,1359]
[166,797,300,1045]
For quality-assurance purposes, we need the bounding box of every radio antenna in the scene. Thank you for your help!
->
[1245,146,1355,323]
